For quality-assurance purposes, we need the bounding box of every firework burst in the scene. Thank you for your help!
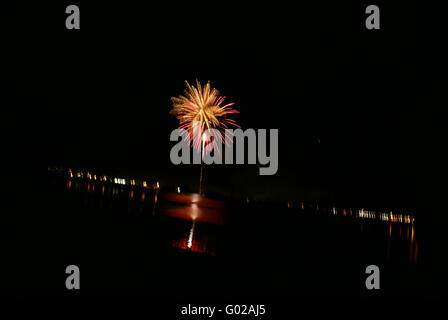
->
[170,80,239,152]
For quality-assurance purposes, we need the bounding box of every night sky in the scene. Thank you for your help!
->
[3,1,447,305]
[11,2,441,212]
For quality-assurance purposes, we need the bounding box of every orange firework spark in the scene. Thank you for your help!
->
[170,80,239,151]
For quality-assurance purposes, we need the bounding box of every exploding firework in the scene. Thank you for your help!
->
[170,80,239,152]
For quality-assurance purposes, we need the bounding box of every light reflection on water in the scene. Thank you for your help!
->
[63,177,418,261]
[64,178,218,255]
[383,222,418,264]
[170,220,216,255]
[298,203,418,264]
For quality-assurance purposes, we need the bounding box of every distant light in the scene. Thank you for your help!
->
[177,187,180,193]
[143,181,147,188]
[156,181,159,188]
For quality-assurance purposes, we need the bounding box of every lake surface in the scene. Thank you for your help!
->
[2,173,430,298]
[58,175,419,263]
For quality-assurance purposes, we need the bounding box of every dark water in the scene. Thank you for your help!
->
[1,173,437,299]
[59,176,419,263]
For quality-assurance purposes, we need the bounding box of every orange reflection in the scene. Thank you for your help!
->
[171,221,214,255]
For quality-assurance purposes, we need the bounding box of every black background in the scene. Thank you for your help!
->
[21,2,438,208]
[3,0,447,316]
